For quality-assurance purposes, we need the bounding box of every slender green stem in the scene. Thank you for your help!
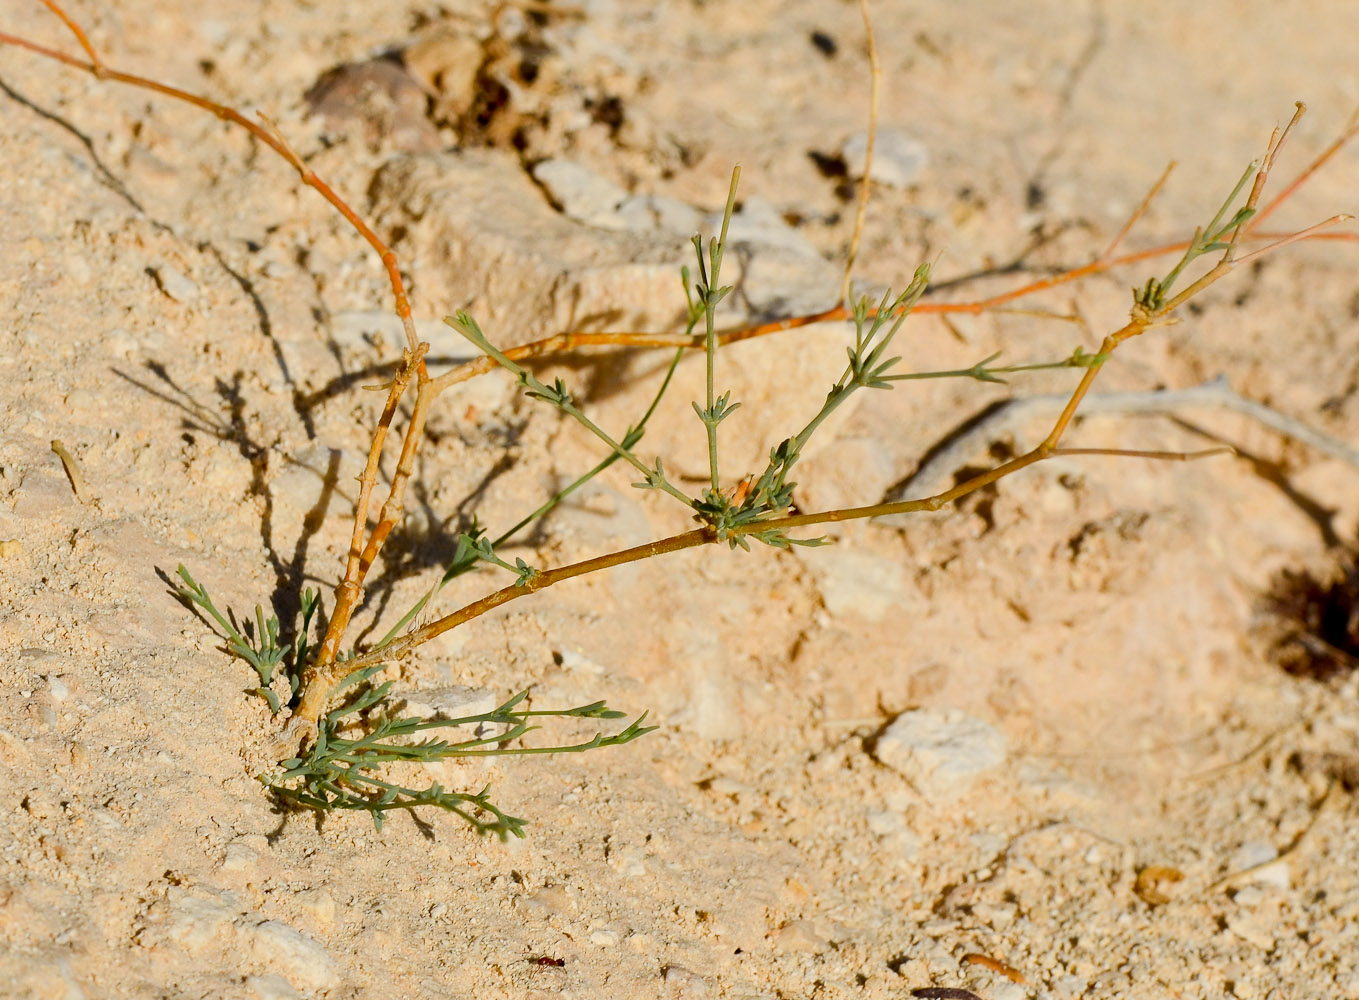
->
[371,345,688,651]
[883,350,1108,384]
[703,166,741,493]
[1137,160,1258,310]
[448,312,696,509]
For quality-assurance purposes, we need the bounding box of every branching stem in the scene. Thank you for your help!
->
[701,167,740,494]
[7,4,1351,768]
[336,108,1321,687]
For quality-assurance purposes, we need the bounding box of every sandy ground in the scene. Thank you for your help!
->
[3,1,1359,997]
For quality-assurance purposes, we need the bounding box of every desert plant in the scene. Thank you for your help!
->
[3,0,1353,835]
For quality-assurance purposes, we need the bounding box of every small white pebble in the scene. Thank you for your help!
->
[1225,913,1275,951]
[104,327,138,357]
[1232,841,1290,889]
[589,927,620,947]
[1053,974,1087,999]
[154,264,200,304]
[246,973,302,1000]
[874,708,1007,799]
[247,921,339,991]
[63,389,95,412]
[558,649,605,675]
[218,842,258,873]
[768,920,826,954]
[45,675,70,702]
[1233,841,1279,869]
[661,964,712,996]
[295,888,336,928]
[841,128,929,186]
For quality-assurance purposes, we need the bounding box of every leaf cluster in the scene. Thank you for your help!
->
[176,563,653,833]
[266,668,654,836]
[1135,162,1258,311]
[175,565,318,714]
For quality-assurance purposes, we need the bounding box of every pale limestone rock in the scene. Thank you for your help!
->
[371,151,689,344]
[153,264,199,304]
[662,964,713,997]
[246,920,340,991]
[768,919,826,953]
[401,685,496,731]
[841,128,929,187]
[246,973,302,1000]
[803,547,909,622]
[533,158,632,230]
[615,193,704,235]
[589,926,621,947]
[161,888,240,952]
[218,841,258,874]
[294,888,336,929]
[875,707,1007,798]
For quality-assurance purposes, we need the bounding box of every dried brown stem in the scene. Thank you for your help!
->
[293,349,456,728]
[350,319,1147,676]
[36,0,101,68]
[0,0,450,733]
[347,528,714,670]
[297,345,429,723]
[1100,161,1176,262]
[428,106,1354,377]
[1250,105,1359,231]
[428,219,1354,393]
[2,5,420,355]
[1234,214,1352,265]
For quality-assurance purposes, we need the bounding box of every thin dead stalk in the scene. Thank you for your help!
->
[840,0,880,304]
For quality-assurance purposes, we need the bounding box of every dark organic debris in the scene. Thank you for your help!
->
[1265,552,1359,681]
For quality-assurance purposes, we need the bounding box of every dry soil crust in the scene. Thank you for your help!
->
[2,2,1359,998]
